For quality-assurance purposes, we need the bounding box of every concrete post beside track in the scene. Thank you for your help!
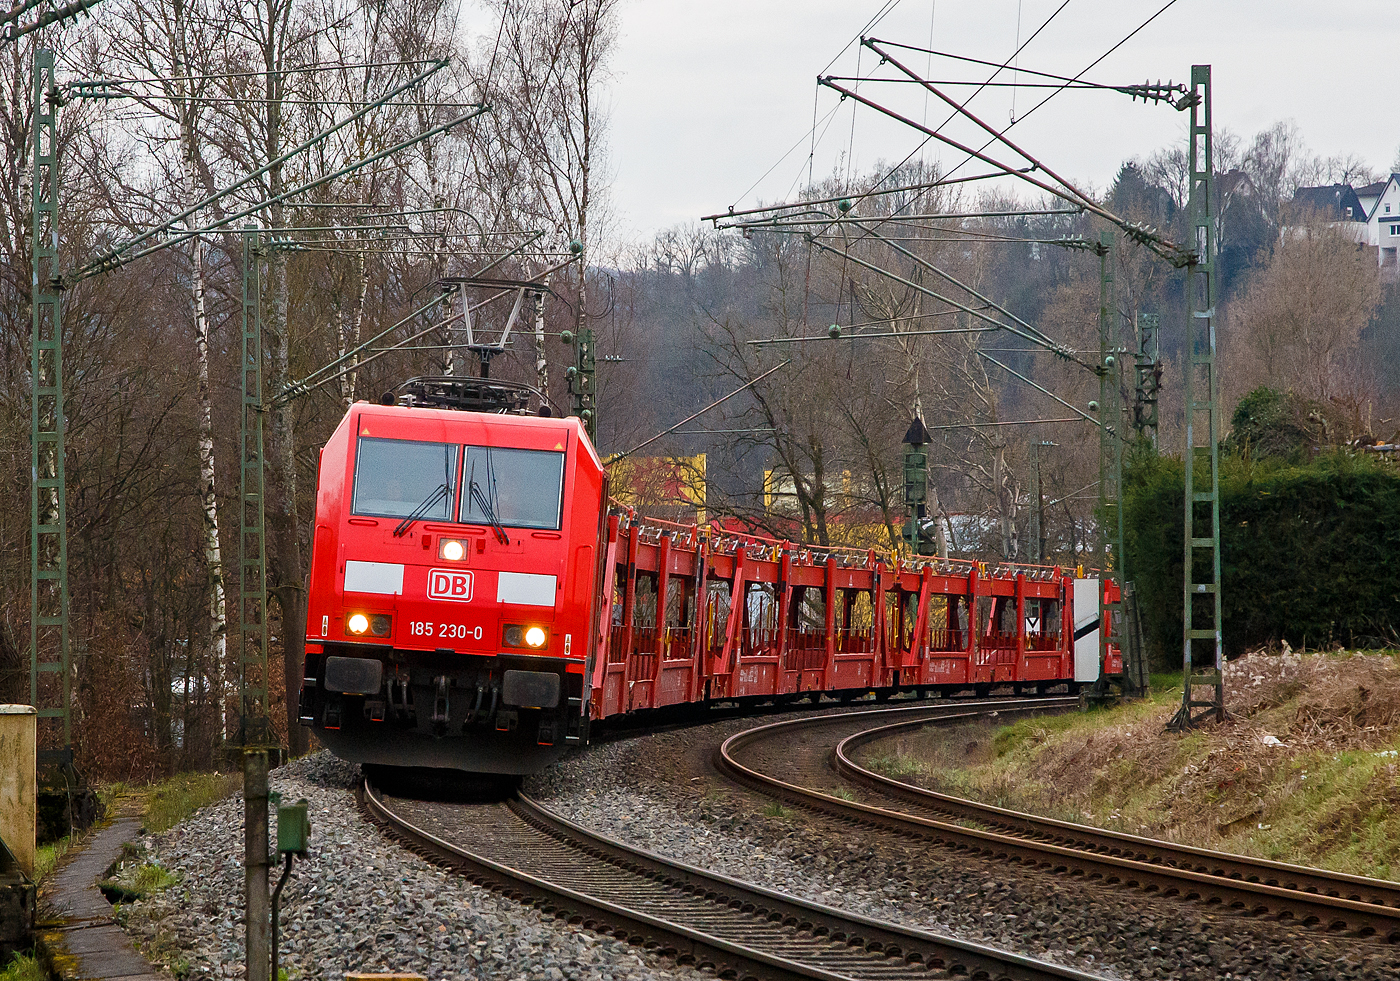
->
[245,748,270,981]
[0,705,36,877]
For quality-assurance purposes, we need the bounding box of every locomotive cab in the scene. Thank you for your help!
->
[298,378,605,775]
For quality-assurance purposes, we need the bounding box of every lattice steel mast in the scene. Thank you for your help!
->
[1169,66,1225,730]
[1091,231,1145,698]
[238,229,271,742]
[1095,232,1125,695]
[1133,312,1161,445]
[30,48,71,763]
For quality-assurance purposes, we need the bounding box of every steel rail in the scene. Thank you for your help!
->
[835,716,1400,909]
[363,759,1102,981]
[718,708,1400,943]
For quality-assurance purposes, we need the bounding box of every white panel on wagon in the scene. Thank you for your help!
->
[1073,577,1101,683]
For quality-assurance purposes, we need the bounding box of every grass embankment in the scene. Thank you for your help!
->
[131,771,242,835]
[862,650,1400,880]
[31,772,237,882]
[28,771,237,890]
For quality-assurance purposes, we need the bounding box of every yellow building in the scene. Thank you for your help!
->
[609,454,706,523]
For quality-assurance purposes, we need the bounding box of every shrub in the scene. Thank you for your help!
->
[1223,387,1326,461]
[1124,450,1400,665]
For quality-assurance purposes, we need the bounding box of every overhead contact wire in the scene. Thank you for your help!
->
[763,0,1075,248]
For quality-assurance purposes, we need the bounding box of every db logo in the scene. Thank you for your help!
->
[427,569,474,602]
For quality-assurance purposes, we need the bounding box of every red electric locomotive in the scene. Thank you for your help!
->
[298,378,604,774]
[300,377,1128,777]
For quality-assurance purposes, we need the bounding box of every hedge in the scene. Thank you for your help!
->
[1123,450,1400,666]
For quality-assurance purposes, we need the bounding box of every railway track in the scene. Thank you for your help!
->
[718,706,1400,944]
[362,741,1104,981]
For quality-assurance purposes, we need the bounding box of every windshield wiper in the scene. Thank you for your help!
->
[469,479,510,544]
[393,483,449,538]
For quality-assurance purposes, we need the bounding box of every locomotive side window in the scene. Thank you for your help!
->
[352,437,459,519]
[460,446,565,530]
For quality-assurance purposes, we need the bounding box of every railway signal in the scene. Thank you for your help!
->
[901,410,935,556]
[564,326,597,440]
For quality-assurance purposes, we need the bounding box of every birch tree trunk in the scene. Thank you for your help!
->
[168,2,229,743]
[189,218,229,739]
[533,282,549,401]
[338,247,367,408]
[993,441,1018,560]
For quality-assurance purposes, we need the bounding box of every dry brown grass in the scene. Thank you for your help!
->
[866,649,1400,876]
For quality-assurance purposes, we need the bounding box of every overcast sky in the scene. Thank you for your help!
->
[597,0,1400,243]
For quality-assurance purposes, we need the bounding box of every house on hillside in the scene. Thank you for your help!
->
[1289,183,1368,231]
[1360,174,1400,270]
[1289,177,1400,272]
[1355,179,1388,227]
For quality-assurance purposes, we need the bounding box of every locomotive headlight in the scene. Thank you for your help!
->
[370,615,392,637]
[503,624,549,649]
[347,613,370,635]
[439,538,466,561]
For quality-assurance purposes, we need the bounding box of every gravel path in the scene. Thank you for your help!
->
[119,752,706,981]
[527,714,1400,981]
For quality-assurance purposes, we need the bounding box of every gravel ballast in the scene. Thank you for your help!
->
[119,752,706,981]
[116,703,1400,981]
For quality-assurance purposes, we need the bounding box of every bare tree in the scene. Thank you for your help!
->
[479,0,619,345]
[1224,222,1382,405]
[100,0,235,738]
[697,231,840,546]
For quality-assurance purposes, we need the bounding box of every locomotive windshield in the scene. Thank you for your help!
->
[460,446,565,530]
[351,437,458,519]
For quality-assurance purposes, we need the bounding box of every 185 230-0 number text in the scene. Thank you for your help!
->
[408,621,481,640]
